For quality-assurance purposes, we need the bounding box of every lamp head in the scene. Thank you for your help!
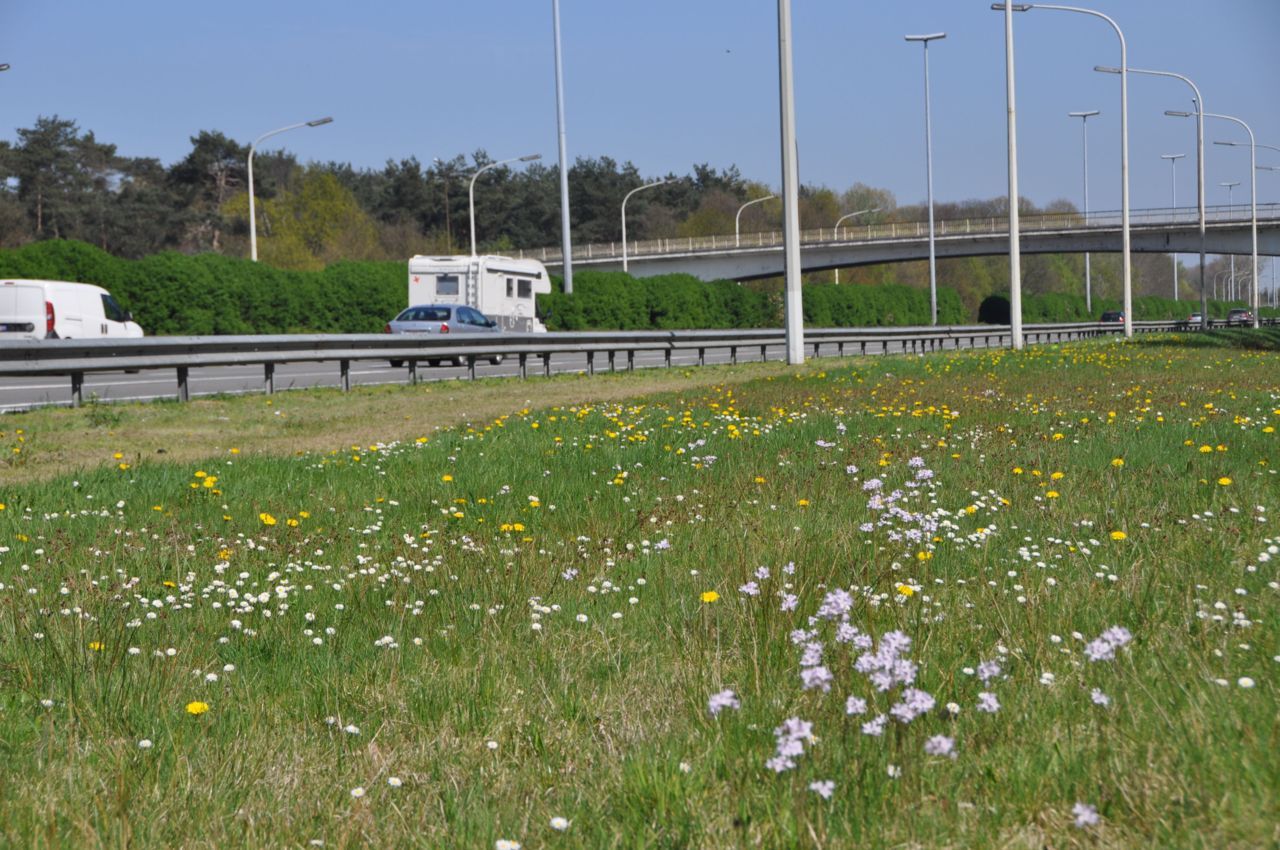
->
[905,33,947,42]
[990,3,1032,10]
[1213,140,1242,147]
[1161,154,1185,160]
[1068,110,1100,119]
[519,153,542,162]
[1165,110,1194,119]
[1093,65,1121,75]
[306,117,334,127]
[0,64,9,72]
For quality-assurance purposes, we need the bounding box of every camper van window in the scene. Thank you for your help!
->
[436,275,460,297]
[101,294,128,322]
[518,279,532,299]
[506,277,514,298]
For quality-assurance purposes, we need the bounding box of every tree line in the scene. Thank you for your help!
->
[0,115,1254,319]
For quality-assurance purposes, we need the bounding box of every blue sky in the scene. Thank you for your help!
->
[2,0,1277,217]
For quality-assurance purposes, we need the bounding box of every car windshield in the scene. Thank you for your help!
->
[398,307,451,322]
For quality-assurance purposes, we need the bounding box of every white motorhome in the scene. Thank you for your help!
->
[0,279,144,340]
[407,255,551,333]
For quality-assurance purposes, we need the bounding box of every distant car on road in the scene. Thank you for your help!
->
[384,304,505,368]
[1180,311,1204,329]
[1099,310,1124,323]
[1226,308,1254,327]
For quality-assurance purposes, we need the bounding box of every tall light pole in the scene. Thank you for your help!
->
[1218,180,1240,301]
[1069,110,1099,314]
[995,1,1025,350]
[778,0,804,365]
[999,5,1130,338]
[551,0,574,294]
[905,33,946,325]
[1101,66,1207,327]
[1161,153,1185,300]
[832,207,880,284]
[1194,112,1259,325]
[248,117,333,262]
[736,195,777,248]
[621,179,670,273]
[468,154,541,257]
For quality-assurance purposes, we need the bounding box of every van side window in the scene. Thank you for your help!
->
[517,279,532,299]
[436,275,460,297]
[101,294,128,322]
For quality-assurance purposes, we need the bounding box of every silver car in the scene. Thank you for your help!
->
[384,304,504,367]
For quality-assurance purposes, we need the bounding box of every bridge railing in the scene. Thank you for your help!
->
[2,320,1261,408]
[518,202,1280,265]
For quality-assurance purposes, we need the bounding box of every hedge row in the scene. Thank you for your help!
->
[0,240,1268,335]
[981,291,1263,323]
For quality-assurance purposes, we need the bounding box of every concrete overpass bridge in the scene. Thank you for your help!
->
[518,204,1280,281]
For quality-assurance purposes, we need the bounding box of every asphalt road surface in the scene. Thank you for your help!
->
[1,337,993,413]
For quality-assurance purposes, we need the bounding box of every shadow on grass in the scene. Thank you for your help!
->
[1133,327,1280,351]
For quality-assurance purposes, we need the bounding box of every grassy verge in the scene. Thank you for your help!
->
[0,333,1277,848]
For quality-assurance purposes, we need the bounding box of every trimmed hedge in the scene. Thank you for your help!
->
[984,291,1256,324]
[1,239,1267,334]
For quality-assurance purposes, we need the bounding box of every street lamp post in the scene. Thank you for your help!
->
[995,1,1026,350]
[735,195,777,248]
[905,32,946,325]
[433,158,452,252]
[621,179,670,273]
[551,0,574,294]
[777,0,804,365]
[832,207,881,284]
[248,117,333,262]
[1101,66,1207,327]
[468,154,541,257]
[1173,112,1258,325]
[1218,180,1240,301]
[1161,153,1185,300]
[1068,110,1099,314]
[998,4,1131,339]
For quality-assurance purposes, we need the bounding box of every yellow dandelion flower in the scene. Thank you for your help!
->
[441,474,453,482]
[259,513,277,527]
[1111,458,1125,468]
[298,510,310,519]
[754,476,766,484]
[1217,477,1232,486]
[1110,530,1127,541]
[286,518,299,527]
[896,584,915,596]
[1045,491,1060,499]
[797,499,810,507]
[701,591,720,603]
[88,641,104,651]
[185,701,210,716]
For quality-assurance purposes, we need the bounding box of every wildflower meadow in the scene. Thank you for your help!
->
[1,331,1277,848]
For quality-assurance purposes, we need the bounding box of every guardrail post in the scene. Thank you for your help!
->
[586,351,594,375]
[408,361,418,385]
[264,363,275,395]
[760,344,767,362]
[665,348,672,368]
[519,353,528,379]
[543,353,551,378]
[627,350,635,371]
[340,360,350,392]
[860,341,866,355]
[70,372,84,407]
[608,350,616,372]
[177,366,190,402]
[698,347,705,367]
[731,345,738,365]
[837,341,844,357]
[467,355,477,380]
[811,342,818,358]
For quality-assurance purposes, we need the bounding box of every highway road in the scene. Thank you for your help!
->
[0,337,964,413]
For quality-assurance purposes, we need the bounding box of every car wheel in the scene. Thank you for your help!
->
[427,358,441,367]
[489,354,505,366]
[389,360,403,368]
[451,357,463,367]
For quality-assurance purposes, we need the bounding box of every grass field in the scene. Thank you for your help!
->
[1,331,1277,848]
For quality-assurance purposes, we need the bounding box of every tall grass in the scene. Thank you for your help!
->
[0,334,1276,848]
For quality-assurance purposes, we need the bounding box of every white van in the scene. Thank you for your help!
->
[0,279,144,340]
[407,255,551,333]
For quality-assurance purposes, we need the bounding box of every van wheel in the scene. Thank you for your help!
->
[389,360,403,368]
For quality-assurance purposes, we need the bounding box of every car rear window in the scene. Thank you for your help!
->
[398,307,451,322]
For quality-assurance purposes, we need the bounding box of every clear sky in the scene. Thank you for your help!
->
[2,0,1278,218]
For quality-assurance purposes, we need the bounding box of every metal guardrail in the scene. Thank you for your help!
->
[517,203,1280,264]
[4,319,1267,407]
